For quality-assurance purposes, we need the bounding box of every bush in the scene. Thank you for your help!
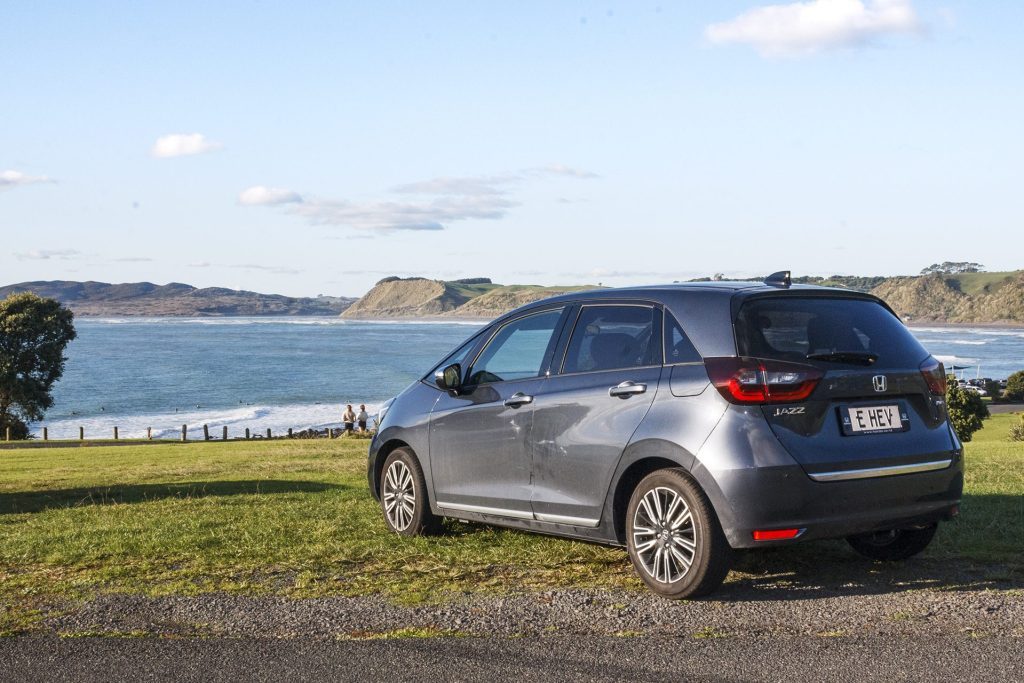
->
[1009,415,1024,443]
[946,381,989,442]
[983,379,1004,401]
[1005,371,1024,402]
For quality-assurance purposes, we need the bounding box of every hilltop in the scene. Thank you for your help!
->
[341,277,598,319]
[0,281,357,317]
[871,271,1024,324]
[341,271,1024,324]
[4,269,1023,323]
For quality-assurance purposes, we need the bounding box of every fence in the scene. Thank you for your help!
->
[4,424,372,443]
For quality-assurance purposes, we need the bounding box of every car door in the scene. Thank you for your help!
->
[429,306,568,519]
[530,303,662,526]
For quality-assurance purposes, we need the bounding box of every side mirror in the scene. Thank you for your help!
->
[434,363,462,393]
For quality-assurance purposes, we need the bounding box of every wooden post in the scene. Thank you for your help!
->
[266,428,272,439]
[79,426,84,441]
[328,427,333,439]
[4,427,9,442]
[223,426,228,441]
[113,426,119,440]
[181,424,187,442]
[288,427,293,438]
[245,427,250,440]
[43,427,48,441]
[203,424,210,441]
[147,427,152,440]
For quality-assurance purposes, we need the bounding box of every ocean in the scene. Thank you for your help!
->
[31,317,1024,440]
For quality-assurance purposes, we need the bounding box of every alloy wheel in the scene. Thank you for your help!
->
[631,486,697,584]
[383,459,415,531]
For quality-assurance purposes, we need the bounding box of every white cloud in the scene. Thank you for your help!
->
[1,170,55,190]
[229,263,301,275]
[292,195,517,232]
[528,164,600,179]
[238,185,304,205]
[15,249,81,260]
[243,164,598,234]
[706,0,920,57]
[151,133,222,158]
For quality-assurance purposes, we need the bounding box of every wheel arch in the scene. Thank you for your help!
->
[606,438,699,544]
[370,438,414,499]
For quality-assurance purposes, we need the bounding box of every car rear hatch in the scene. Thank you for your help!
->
[726,292,957,479]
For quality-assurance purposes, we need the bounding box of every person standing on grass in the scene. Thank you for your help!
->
[357,404,369,432]
[342,404,356,433]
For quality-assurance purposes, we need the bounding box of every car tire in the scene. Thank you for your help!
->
[625,468,732,599]
[846,524,937,561]
[380,447,442,537]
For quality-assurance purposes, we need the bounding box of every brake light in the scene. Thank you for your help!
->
[705,357,823,405]
[920,357,946,396]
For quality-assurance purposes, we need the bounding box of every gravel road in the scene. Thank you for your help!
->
[2,634,1022,682]
[7,561,1023,680]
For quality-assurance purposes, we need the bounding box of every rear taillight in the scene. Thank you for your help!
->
[705,357,823,405]
[920,357,946,396]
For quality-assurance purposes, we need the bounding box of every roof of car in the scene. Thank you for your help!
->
[538,281,841,303]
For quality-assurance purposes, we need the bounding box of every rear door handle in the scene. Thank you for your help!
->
[504,392,535,408]
[609,381,647,398]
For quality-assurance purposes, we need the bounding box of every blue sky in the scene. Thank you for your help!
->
[2,1,1021,297]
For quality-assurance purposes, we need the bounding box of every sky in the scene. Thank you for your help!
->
[2,1,1022,298]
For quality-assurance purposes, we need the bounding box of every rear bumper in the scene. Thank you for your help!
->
[708,456,964,549]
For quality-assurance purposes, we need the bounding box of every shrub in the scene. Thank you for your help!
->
[946,382,989,442]
[1010,415,1024,443]
[983,379,1003,402]
[1005,371,1024,402]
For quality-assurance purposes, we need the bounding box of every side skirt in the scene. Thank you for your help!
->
[434,506,622,547]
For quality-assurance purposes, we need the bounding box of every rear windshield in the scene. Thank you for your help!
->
[735,297,929,369]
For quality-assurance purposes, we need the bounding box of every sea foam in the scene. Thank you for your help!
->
[33,401,382,440]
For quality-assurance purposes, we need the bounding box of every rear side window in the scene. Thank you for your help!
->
[562,305,658,374]
[735,297,928,369]
[664,312,701,364]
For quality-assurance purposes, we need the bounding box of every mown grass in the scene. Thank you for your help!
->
[1,413,1021,633]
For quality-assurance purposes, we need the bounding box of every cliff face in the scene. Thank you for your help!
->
[0,281,356,316]
[340,278,472,318]
[341,278,599,320]
[870,272,1024,324]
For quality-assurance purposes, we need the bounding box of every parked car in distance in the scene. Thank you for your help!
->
[367,272,964,599]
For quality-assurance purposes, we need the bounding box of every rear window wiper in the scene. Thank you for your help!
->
[805,351,878,365]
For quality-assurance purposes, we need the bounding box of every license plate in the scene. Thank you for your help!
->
[841,404,908,435]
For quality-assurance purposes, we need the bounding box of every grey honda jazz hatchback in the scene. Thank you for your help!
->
[367,273,963,598]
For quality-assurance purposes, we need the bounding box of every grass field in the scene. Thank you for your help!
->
[2,414,1022,634]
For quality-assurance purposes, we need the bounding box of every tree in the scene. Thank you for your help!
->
[0,293,77,439]
[945,382,989,443]
[1005,371,1024,402]
[920,262,985,275]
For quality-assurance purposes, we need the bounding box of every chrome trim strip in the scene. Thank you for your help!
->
[436,502,534,520]
[534,512,601,528]
[808,459,952,482]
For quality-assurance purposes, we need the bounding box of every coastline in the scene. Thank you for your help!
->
[905,321,1024,330]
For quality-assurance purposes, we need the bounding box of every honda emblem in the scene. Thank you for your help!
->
[872,375,888,392]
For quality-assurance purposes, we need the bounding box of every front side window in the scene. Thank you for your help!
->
[425,335,481,381]
[467,309,564,384]
[562,305,658,374]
